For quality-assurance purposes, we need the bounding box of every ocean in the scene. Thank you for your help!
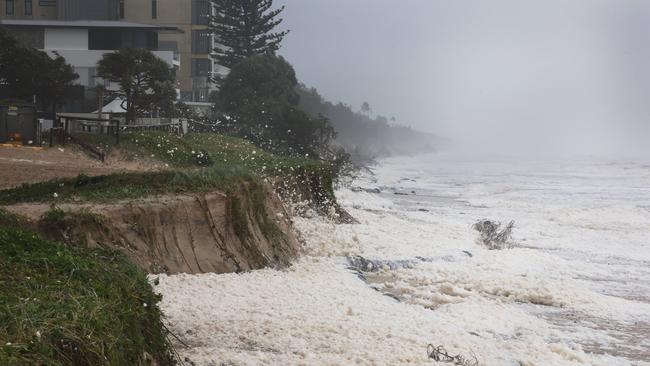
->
[155,153,650,365]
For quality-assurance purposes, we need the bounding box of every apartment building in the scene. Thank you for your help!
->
[1,19,179,86]
[1,0,125,22]
[0,0,59,20]
[121,0,220,104]
[1,0,218,104]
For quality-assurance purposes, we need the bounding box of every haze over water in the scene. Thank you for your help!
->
[278,0,650,158]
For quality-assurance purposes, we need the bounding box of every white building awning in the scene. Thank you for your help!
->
[93,98,126,114]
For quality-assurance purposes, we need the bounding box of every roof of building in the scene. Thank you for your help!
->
[93,98,127,114]
[0,19,183,33]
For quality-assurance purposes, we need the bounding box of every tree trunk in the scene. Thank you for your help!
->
[126,95,135,124]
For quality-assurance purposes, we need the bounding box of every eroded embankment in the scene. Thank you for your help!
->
[5,182,300,274]
[273,168,358,224]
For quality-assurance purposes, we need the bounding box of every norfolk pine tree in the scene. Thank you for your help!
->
[208,0,289,70]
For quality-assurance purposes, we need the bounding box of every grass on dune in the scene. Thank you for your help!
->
[0,132,340,366]
[183,133,324,174]
[0,167,252,205]
[0,132,333,205]
[0,227,175,366]
[0,132,339,365]
[74,131,211,167]
[78,131,327,173]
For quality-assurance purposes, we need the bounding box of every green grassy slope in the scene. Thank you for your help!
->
[0,227,175,366]
[0,132,332,205]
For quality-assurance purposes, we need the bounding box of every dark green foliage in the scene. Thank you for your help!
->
[37,206,108,245]
[77,131,325,173]
[183,133,329,176]
[209,0,289,69]
[297,85,443,164]
[0,26,17,74]
[0,132,339,213]
[97,48,176,122]
[229,184,281,252]
[249,183,280,239]
[186,133,341,209]
[216,54,336,157]
[76,131,213,168]
[218,53,299,111]
[0,27,78,113]
[319,145,354,183]
[0,208,30,229]
[297,165,336,206]
[0,228,175,365]
[0,169,251,205]
[38,206,67,234]
[119,132,212,167]
[229,196,249,240]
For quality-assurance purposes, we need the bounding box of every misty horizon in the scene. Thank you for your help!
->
[278,0,650,156]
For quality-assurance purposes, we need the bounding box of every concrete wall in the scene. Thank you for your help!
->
[44,28,88,50]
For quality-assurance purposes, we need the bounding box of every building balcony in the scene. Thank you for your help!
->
[44,49,177,68]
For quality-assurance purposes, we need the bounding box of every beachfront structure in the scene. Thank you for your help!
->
[121,0,223,105]
[0,17,180,113]
[0,19,180,85]
[0,0,218,105]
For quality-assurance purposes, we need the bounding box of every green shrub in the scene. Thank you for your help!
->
[215,53,336,156]
[0,228,175,365]
[0,208,29,229]
[230,196,249,240]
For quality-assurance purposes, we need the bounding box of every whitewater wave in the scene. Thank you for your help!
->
[154,155,650,365]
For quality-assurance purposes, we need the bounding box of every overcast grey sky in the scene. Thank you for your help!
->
[276,0,650,155]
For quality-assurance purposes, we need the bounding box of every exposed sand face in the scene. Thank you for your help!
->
[154,155,650,365]
[5,186,300,275]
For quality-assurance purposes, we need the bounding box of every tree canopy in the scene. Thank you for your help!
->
[0,27,78,113]
[97,48,176,122]
[216,53,335,157]
[209,0,289,69]
[297,86,443,164]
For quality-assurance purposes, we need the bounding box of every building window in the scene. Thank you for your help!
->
[194,88,209,102]
[192,0,210,25]
[5,0,14,15]
[192,30,210,54]
[192,58,212,77]
[151,0,157,19]
[180,91,193,102]
[25,0,32,15]
[88,67,97,87]
[159,40,178,53]
[119,0,124,18]
[89,29,122,50]
[38,0,56,6]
